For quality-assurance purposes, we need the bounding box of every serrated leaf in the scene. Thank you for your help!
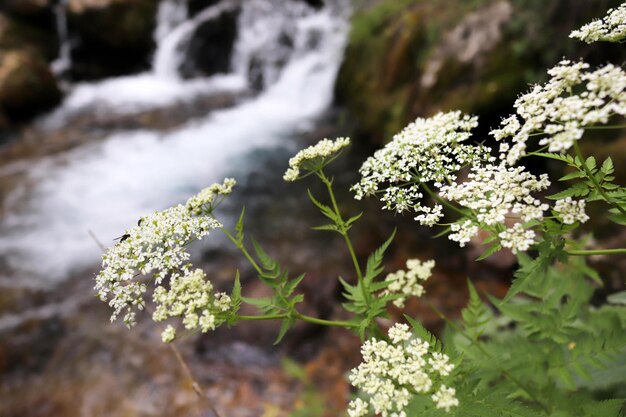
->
[231,270,241,304]
[307,189,337,222]
[601,157,614,174]
[404,314,443,352]
[235,207,246,242]
[476,243,502,261]
[242,296,273,309]
[346,212,363,227]
[311,224,339,232]
[559,170,586,181]
[364,228,396,284]
[274,317,294,345]
[252,238,273,270]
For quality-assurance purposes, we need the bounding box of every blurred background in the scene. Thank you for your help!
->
[0,0,625,416]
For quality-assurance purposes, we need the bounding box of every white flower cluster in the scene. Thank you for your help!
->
[554,197,589,225]
[283,137,351,181]
[352,111,492,217]
[153,268,232,343]
[491,60,626,165]
[570,4,626,43]
[95,205,221,327]
[348,323,458,417]
[439,164,550,252]
[186,178,237,215]
[383,259,435,308]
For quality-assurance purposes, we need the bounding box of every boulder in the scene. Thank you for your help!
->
[0,12,58,60]
[67,0,157,79]
[178,7,239,78]
[0,49,62,121]
[0,0,54,26]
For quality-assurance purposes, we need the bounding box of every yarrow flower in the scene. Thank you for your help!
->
[186,178,237,215]
[348,323,458,417]
[352,111,493,217]
[153,268,233,342]
[491,60,626,165]
[570,4,626,43]
[554,197,589,225]
[283,137,350,181]
[383,259,435,308]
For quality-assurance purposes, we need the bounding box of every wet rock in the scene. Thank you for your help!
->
[0,49,61,121]
[188,0,221,16]
[67,0,157,79]
[179,7,239,78]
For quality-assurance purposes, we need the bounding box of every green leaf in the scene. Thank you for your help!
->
[231,270,241,304]
[601,157,614,175]
[346,212,363,227]
[235,206,246,242]
[462,279,493,340]
[404,314,443,352]
[274,317,294,345]
[252,238,273,270]
[476,243,502,261]
[242,296,273,309]
[607,291,626,305]
[311,224,339,232]
[307,189,337,223]
[364,228,396,284]
[559,170,586,181]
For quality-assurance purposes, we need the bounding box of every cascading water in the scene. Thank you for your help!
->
[0,0,350,287]
[51,0,72,76]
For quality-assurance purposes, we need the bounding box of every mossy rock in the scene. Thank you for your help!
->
[67,0,157,79]
[336,0,626,145]
[0,49,62,121]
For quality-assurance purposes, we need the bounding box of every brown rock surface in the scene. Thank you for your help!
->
[0,49,61,120]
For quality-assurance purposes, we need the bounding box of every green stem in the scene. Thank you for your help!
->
[567,248,626,256]
[238,312,357,328]
[239,314,288,321]
[317,170,366,286]
[573,142,626,217]
[219,226,263,275]
[294,311,358,328]
[421,183,467,217]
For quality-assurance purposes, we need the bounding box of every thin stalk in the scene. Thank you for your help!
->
[238,312,357,328]
[421,183,467,217]
[317,170,368,305]
[573,142,626,217]
[585,124,626,130]
[219,226,263,275]
[567,248,626,256]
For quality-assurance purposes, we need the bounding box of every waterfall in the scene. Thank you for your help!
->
[51,0,72,76]
[0,0,351,286]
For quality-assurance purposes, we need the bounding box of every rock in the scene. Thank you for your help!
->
[179,7,239,78]
[335,0,626,144]
[188,0,221,16]
[67,0,157,79]
[0,12,58,60]
[0,0,54,24]
[0,49,62,121]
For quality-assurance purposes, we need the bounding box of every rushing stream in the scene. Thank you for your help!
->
[0,0,350,287]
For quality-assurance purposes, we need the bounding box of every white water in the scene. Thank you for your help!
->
[0,0,349,286]
[51,0,72,76]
